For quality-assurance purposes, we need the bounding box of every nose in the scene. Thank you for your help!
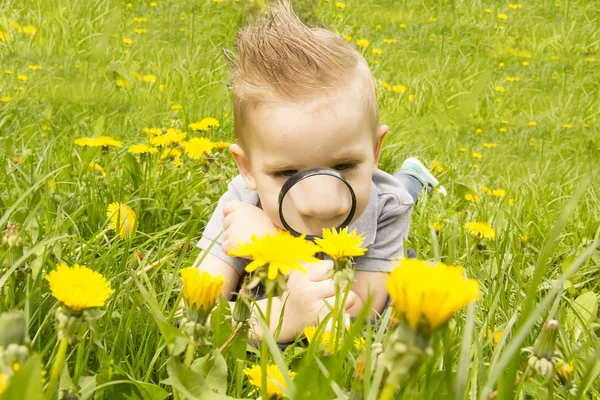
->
[288,176,351,221]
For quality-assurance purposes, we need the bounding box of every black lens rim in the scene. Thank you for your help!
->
[278,167,357,240]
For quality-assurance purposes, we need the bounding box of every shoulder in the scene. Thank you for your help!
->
[225,174,260,205]
[372,169,414,217]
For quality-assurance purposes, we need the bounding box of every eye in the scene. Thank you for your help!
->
[333,163,358,172]
[272,170,298,179]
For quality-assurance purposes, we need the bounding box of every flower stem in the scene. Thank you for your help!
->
[261,293,274,400]
[379,383,396,400]
[46,336,69,400]
[184,343,195,367]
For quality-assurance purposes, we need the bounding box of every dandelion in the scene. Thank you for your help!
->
[465,193,480,203]
[383,38,396,44]
[499,127,507,133]
[399,23,407,28]
[494,86,505,93]
[522,61,530,66]
[115,79,130,88]
[314,227,367,262]
[392,85,406,93]
[106,202,136,239]
[244,364,296,399]
[485,328,503,345]
[28,65,41,70]
[18,74,28,82]
[45,264,113,312]
[142,74,156,84]
[230,231,319,280]
[173,156,183,167]
[386,259,479,333]
[122,38,133,46]
[171,104,182,111]
[509,198,516,206]
[188,117,220,131]
[0,31,10,42]
[89,161,106,177]
[0,373,5,393]
[180,268,224,322]
[380,81,391,90]
[161,147,182,159]
[492,189,506,197]
[409,94,416,102]
[4,70,12,75]
[528,121,537,127]
[472,152,482,159]
[335,2,345,9]
[74,136,123,149]
[584,57,598,63]
[372,48,382,55]
[485,8,492,13]
[509,3,523,8]
[432,160,444,173]
[459,147,467,153]
[356,39,369,48]
[505,76,519,82]
[464,222,495,240]
[521,235,528,243]
[213,141,230,150]
[498,62,505,68]
[303,326,364,354]
[133,28,147,34]
[432,222,442,232]
[185,137,214,159]
[476,128,482,134]
[497,13,508,20]
[562,123,574,129]
[480,185,491,194]
[128,144,158,154]
[555,359,574,385]
[483,142,497,148]
[529,139,535,146]
[343,35,352,42]
[22,25,37,35]
[428,17,437,22]
[0,97,12,103]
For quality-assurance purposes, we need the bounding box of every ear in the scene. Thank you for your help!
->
[372,124,388,173]
[229,143,257,190]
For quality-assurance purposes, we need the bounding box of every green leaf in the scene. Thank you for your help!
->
[166,358,234,400]
[565,291,598,341]
[93,372,169,400]
[0,355,44,400]
[191,350,228,394]
[210,299,232,348]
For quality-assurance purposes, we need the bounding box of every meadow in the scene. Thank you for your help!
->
[1,0,599,399]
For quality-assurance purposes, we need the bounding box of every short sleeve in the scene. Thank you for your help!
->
[197,175,256,275]
[354,177,414,272]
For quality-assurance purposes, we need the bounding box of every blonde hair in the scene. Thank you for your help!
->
[225,0,378,149]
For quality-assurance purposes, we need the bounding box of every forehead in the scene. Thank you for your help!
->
[245,94,375,165]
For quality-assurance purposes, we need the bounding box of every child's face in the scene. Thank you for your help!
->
[231,95,387,234]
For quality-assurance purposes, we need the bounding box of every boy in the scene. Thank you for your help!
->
[193,1,442,343]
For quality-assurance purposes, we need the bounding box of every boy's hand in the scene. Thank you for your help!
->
[277,260,357,341]
[222,200,278,256]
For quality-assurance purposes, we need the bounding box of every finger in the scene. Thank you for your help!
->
[304,260,334,281]
[309,279,336,298]
[223,212,233,229]
[223,200,242,217]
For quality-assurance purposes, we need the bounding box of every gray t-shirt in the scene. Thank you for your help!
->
[197,169,414,275]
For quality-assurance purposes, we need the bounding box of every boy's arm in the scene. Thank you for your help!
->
[349,271,389,316]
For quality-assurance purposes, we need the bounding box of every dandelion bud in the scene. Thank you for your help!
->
[180,318,211,346]
[55,308,84,343]
[0,311,28,347]
[232,276,252,323]
[533,320,560,360]
[2,221,23,268]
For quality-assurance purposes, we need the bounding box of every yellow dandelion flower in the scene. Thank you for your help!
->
[150,1,157,6]
[499,127,507,133]
[128,144,158,154]
[74,136,123,148]
[562,123,574,129]
[244,364,296,399]
[555,360,574,384]
[485,8,492,14]
[383,38,396,44]
[106,202,136,239]
[28,65,41,70]
[409,94,416,102]
[386,259,479,333]
[314,227,367,261]
[459,147,467,153]
[522,61,530,66]
[481,185,491,194]
[45,264,113,311]
[432,160,444,173]
[0,31,11,42]
[497,13,508,20]
[483,142,497,148]
[11,21,22,32]
[380,81,391,90]
[133,17,147,23]
[343,35,352,42]
[303,326,364,353]
[492,189,506,197]
[485,328,503,345]
[465,193,480,203]
[0,372,5,393]
[4,70,12,75]
[213,141,231,150]
[584,57,597,63]
[372,48,383,55]
[188,117,220,131]
[495,86,505,93]
[506,76,519,82]
[464,222,495,240]
[0,97,12,103]
[432,222,442,232]
[509,198,515,206]
[89,161,106,177]
[161,147,182,159]
[498,62,505,68]
[356,39,369,48]
[229,231,319,280]
[115,79,130,88]
[335,2,345,9]
[185,137,214,159]
[142,74,156,84]
[123,38,133,46]
[171,104,183,111]
[392,85,406,93]
[476,128,483,134]
[521,235,528,243]
[509,3,522,9]
[428,17,437,22]
[173,156,183,167]
[528,121,537,127]
[400,23,407,28]
[133,28,147,34]
[180,268,224,315]
[22,25,37,35]
[472,152,482,159]
[18,74,28,82]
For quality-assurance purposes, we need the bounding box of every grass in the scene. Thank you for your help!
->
[1,0,599,399]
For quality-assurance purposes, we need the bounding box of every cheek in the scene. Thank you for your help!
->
[347,169,373,220]
[255,176,285,227]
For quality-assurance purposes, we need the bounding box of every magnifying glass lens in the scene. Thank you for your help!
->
[279,169,355,238]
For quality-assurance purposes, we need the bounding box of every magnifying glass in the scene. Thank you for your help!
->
[278,167,357,240]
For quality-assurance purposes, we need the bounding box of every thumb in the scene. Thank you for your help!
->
[223,200,242,216]
[344,291,357,311]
